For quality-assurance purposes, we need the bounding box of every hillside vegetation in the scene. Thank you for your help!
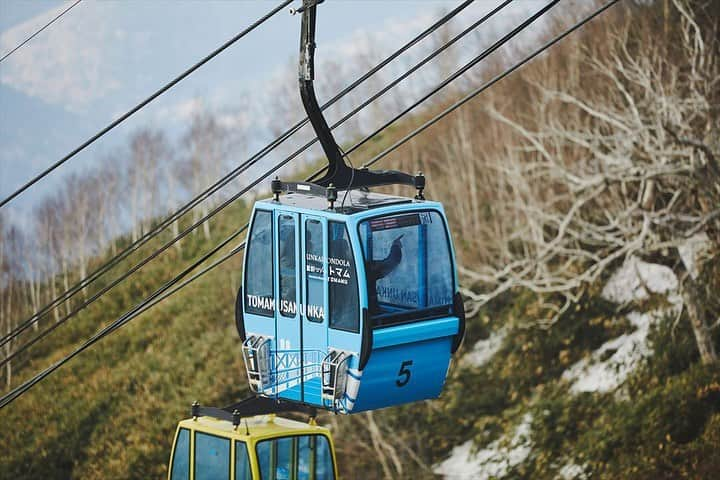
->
[1,1,719,479]
[0,201,250,478]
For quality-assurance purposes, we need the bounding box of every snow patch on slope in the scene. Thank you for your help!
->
[563,256,681,394]
[557,462,588,479]
[463,328,507,367]
[434,414,533,479]
[678,233,711,279]
[601,256,679,304]
[562,311,655,394]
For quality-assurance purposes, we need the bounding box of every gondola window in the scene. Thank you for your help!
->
[328,222,359,332]
[305,220,325,322]
[245,211,274,317]
[170,428,190,480]
[235,441,251,480]
[359,211,453,322]
[278,215,297,318]
[194,432,230,480]
[257,435,335,480]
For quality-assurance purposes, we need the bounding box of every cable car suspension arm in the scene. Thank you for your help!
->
[295,0,420,192]
[191,397,318,427]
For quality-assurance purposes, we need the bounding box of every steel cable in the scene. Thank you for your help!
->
[0,0,82,63]
[2,0,542,370]
[2,0,539,369]
[309,0,560,180]
[0,227,247,409]
[118,0,623,351]
[363,0,623,171]
[121,0,624,357]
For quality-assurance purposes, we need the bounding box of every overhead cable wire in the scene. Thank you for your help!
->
[2,0,532,368]
[0,221,250,369]
[0,0,292,209]
[12,242,251,374]
[99,0,625,353]
[0,0,591,406]
[104,240,247,337]
[137,0,624,347]
[0,0,82,64]
[85,0,619,353]
[0,0,475,348]
[0,0,482,351]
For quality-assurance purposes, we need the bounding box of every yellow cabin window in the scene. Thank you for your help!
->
[170,428,190,480]
[256,434,335,480]
[195,432,230,480]
[235,441,252,480]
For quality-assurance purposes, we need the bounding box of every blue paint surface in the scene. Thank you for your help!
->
[352,335,455,413]
[372,317,458,349]
[241,195,460,413]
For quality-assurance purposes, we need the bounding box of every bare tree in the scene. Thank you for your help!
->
[91,161,122,256]
[34,199,62,323]
[63,173,97,299]
[182,108,230,240]
[0,222,24,388]
[128,129,166,241]
[50,192,75,317]
[23,233,43,331]
[159,147,184,252]
[459,0,718,363]
[0,213,8,387]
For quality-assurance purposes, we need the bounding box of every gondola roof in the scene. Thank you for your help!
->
[258,190,415,215]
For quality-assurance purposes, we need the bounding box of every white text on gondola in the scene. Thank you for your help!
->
[247,294,275,311]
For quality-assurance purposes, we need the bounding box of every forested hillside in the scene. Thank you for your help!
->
[1,1,718,479]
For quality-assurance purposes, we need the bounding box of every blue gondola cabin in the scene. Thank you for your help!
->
[236,189,465,414]
[236,0,465,415]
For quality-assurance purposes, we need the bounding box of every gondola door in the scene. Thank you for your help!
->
[301,215,328,404]
[275,212,302,401]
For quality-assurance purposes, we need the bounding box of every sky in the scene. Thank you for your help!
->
[0,0,574,224]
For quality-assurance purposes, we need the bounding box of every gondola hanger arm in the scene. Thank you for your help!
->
[289,0,325,16]
[285,0,426,195]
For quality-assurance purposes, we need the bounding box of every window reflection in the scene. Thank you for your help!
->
[195,432,230,480]
[359,211,453,323]
[278,215,297,318]
[256,434,335,480]
[328,222,359,332]
[245,210,274,317]
[170,428,190,480]
[306,220,325,323]
[235,441,251,480]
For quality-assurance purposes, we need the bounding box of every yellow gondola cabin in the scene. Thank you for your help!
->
[168,405,337,480]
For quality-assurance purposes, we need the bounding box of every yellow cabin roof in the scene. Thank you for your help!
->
[177,415,331,442]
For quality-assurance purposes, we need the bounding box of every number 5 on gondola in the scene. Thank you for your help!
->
[396,360,413,387]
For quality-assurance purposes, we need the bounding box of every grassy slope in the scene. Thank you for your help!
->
[449,295,720,479]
